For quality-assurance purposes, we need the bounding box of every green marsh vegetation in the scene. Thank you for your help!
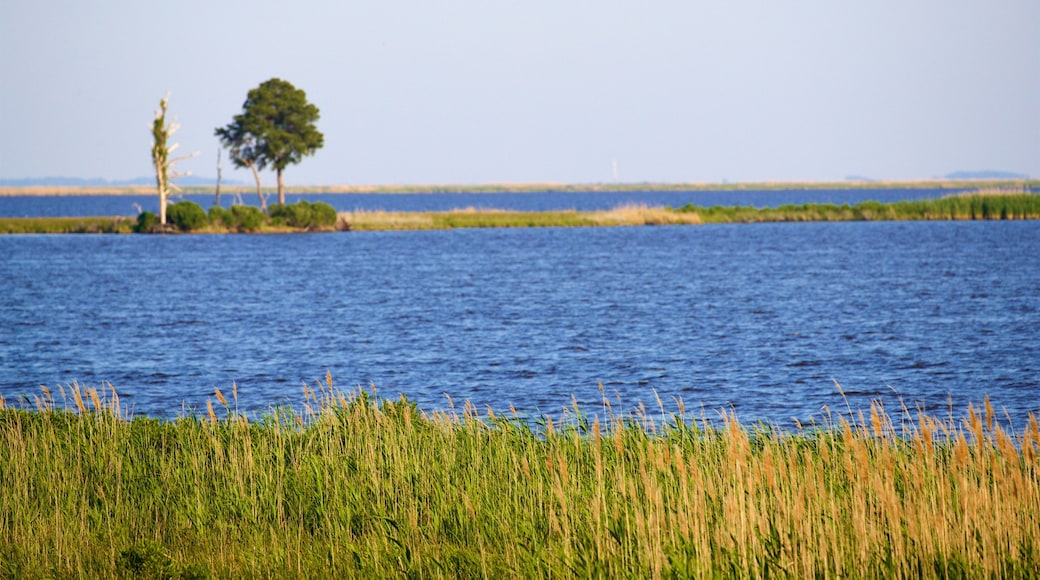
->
[340,190,1040,231]
[2,379,1038,577]
[0,216,135,234]
[2,189,1038,234]
[674,189,1040,223]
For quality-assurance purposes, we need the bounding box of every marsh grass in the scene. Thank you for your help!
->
[343,204,701,231]
[343,193,1040,231]
[0,216,135,234]
[2,378,1038,577]
[676,192,1040,224]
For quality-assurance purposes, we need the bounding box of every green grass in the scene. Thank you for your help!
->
[343,192,1040,231]
[1,380,1038,578]
[0,216,135,234]
[674,192,1040,223]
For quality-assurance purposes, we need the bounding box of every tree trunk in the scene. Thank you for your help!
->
[154,160,168,225]
[159,187,168,225]
[277,169,285,205]
[250,164,266,211]
[152,96,170,226]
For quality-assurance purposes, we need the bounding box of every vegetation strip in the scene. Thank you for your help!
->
[2,192,1038,234]
[675,191,1040,224]
[1,380,1038,577]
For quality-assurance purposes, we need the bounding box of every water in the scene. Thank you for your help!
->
[0,187,979,217]
[2,221,1038,428]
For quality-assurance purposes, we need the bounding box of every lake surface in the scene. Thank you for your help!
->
[0,187,981,217]
[2,221,1038,428]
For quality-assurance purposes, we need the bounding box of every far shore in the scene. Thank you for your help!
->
[2,178,1037,197]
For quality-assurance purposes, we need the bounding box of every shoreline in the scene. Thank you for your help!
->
[1,178,1037,197]
[3,193,1039,233]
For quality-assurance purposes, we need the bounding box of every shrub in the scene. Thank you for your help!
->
[268,201,337,230]
[311,202,337,227]
[167,201,209,231]
[208,206,232,229]
[230,205,264,231]
[266,203,293,226]
[134,211,159,233]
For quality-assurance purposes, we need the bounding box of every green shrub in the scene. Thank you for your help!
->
[208,206,232,229]
[167,201,208,231]
[266,203,292,226]
[311,202,337,227]
[134,212,159,233]
[230,204,264,231]
[268,201,337,229]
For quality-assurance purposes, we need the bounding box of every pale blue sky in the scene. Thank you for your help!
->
[1,0,1037,185]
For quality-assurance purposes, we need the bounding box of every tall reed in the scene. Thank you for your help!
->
[1,379,1037,577]
[342,204,701,231]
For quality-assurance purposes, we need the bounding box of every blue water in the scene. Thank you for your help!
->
[1,221,1038,428]
[0,187,979,217]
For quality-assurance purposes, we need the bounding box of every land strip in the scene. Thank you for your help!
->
[1,179,1037,196]
[3,193,1038,234]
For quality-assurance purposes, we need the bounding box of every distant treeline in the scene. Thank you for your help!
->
[0,176,240,188]
[2,179,1038,196]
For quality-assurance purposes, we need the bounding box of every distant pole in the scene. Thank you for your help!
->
[215,149,223,208]
[612,159,619,182]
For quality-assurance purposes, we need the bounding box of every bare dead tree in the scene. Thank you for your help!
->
[151,93,199,225]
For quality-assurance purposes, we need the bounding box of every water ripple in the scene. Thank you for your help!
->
[1,222,1039,427]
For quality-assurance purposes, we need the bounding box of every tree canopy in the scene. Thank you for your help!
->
[215,78,324,205]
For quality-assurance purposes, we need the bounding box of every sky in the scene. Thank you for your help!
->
[1,0,1037,186]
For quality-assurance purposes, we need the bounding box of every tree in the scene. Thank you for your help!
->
[151,94,198,225]
[215,78,324,206]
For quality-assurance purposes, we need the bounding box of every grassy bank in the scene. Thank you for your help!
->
[1,381,1038,577]
[342,192,1040,230]
[0,216,136,234]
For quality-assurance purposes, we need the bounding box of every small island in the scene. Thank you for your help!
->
[1,187,1038,234]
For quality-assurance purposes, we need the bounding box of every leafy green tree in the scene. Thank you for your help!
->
[215,78,324,206]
